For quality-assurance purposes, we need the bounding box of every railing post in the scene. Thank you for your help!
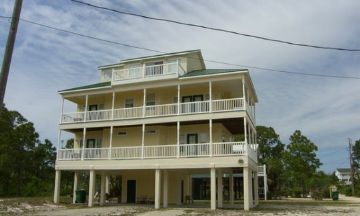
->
[177,121,180,158]
[111,91,115,120]
[209,119,213,157]
[242,76,246,109]
[109,126,113,160]
[84,95,88,122]
[143,89,146,118]
[177,58,180,75]
[142,64,146,78]
[244,117,248,147]
[177,84,180,115]
[59,96,64,124]
[56,129,62,160]
[209,80,212,113]
[81,127,86,160]
[142,124,145,159]
[111,68,115,81]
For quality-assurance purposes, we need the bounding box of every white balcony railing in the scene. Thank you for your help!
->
[61,98,249,124]
[113,106,143,119]
[58,142,258,162]
[112,62,181,82]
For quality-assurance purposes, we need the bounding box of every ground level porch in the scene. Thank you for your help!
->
[54,166,259,211]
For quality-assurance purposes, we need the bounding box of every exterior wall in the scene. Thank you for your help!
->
[186,53,205,72]
[119,170,189,204]
[72,123,234,148]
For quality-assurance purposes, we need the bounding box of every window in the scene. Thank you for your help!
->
[118,131,127,136]
[145,61,163,76]
[128,64,141,78]
[125,98,134,108]
[146,129,156,134]
[146,93,155,106]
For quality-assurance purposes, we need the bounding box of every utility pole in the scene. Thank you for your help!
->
[349,138,355,196]
[0,0,23,106]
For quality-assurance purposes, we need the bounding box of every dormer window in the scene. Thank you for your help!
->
[145,61,163,76]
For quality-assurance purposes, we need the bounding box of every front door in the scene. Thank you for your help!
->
[127,180,136,203]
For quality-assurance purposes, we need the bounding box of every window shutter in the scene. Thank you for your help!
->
[96,138,102,148]
[180,134,186,144]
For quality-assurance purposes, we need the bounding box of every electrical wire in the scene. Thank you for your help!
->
[70,0,360,52]
[1,15,360,80]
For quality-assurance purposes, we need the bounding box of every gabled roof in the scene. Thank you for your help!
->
[98,49,201,69]
[59,81,111,93]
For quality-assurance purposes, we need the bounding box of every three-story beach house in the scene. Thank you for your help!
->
[54,50,259,210]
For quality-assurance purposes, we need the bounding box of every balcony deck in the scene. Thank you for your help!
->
[57,142,258,163]
[61,98,255,125]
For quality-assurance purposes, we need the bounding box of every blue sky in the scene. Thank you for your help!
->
[1,0,360,172]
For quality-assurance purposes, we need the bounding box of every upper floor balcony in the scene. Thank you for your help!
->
[112,61,184,82]
[61,97,255,125]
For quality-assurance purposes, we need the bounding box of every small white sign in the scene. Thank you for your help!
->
[233,145,243,152]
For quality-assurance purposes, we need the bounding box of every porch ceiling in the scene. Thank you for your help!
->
[64,118,244,134]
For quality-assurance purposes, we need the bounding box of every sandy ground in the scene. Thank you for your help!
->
[1,196,360,215]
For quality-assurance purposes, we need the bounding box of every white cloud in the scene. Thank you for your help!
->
[1,0,360,171]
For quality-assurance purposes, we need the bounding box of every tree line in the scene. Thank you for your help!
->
[257,126,339,199]
[0,106,352,198]
[0,106,56,196]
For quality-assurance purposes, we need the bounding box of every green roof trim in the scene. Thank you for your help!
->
[181,69,246,78]
[59,81,111,92]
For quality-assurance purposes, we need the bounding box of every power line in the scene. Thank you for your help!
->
[70,0,360,52]
[1,16,360,80]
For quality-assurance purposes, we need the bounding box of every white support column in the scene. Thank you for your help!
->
[59,96,64,123]
[105,175,110,194]
[242,76,246,103]
[176,121,180,158]
[209,119,213,157]
[163,170,168,208]
[109,126,113,159]
[177,84,180,115]
[56,129,62,160]
[84,95,88,122]
[81,128,86,160]
[229,172,234,205]
[73,171,79,204]
[155,169,161,209]
[142,124,145,159]
[111,91,115,120]
[143,89,146,118]
[100,172,106,206]
[264,164,268,200]
[254,171,259,206]
[88,169,95,207]
[210,167,216,210]
[243,167,251,211]
[54,170,61,204]
[217,169,223,208]
[244,117,248,144]
[209,80,212,112]
[250,169,253,208]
